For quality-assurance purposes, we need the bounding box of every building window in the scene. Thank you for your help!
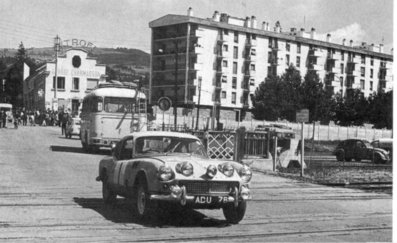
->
[252,34,256,40]
[233,46,238,59]
[360,67,365,77]
[87,79,99,90]
[250,64,255,71]
[370,81,373,91]
[370,57,374,66]
[297,43,301,54]
[361,54,365,64]
[222,60,228,67]
[340,63,344,74]
[223,29,228,35]
[222,44,228,52]
[233,62,237,74]
[340,77,343,87]
[286,54,290,66]
[221,75,227,83]
[72,77,80,90]
[249,79,255,86]
[231,92,236,104]
[341,51,344,61]
[268,37,273,48]
[221,91,226,99]
[296,56,300,67]
[232,77,237,89]
[286,42,290,52]
[360,79,365,89]
[370,69,373,78]
[53,77,65,90]
[234,31,238,43]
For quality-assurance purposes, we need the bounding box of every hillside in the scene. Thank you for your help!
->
[1,46,150,68]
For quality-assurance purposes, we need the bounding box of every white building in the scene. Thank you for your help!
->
[149,8,393,122]
[23,48,106,114]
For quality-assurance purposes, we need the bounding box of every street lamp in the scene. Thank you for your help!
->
[53,35,61,109]
[2,79,5,102]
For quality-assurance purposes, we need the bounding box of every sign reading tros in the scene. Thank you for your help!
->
[62,39,96,50]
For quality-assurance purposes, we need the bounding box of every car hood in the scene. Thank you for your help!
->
[155,155,245,181]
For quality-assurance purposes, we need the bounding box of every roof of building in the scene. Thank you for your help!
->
[150,14,393,60]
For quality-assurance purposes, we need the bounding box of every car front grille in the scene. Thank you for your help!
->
[178,181,238,195]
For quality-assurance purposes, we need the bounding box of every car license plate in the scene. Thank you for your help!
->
[194,195,229,204]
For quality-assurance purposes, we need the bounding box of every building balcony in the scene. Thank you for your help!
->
[347,70,361,77]
[347,57,360,64]
[215,81,222,91]
[246,39,257,47]
[326,79,341,87]
[327,67,341,74]
[308,64,323,71]
[216,50,231,59]
[244,55,256,62]
[244,69,256,77]
[309,49,324,57]
[380,62,393,70]
[327,53,341,60]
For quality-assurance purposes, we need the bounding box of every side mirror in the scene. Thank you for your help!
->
[111,142,117,154]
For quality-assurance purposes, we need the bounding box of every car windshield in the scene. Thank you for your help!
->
[363,141,372,148]
[135,136,207,158]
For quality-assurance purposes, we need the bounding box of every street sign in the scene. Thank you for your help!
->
[296,109,309,123]
[158,97,172,111]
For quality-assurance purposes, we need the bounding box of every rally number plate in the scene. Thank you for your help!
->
[194,195,229,204]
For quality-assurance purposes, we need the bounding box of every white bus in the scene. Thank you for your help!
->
[80,82,147,153]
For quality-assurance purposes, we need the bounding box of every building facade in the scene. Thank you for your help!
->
[149,8,393,122]
[23,48,106,114]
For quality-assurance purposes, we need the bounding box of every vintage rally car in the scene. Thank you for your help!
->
[65,117,81,139]
[333,138,390,164]
[96,131,252,223]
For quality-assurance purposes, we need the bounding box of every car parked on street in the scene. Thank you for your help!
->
[96,131,252,224]
[65,117,81,139]
[333,139,390,164]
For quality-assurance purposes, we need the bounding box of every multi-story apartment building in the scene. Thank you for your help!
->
[149,8,393,122]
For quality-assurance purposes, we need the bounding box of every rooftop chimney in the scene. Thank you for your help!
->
[244,17,250,28]
[326,33,331,42]
[380,43,384,53]
[212,11,220,21]
[266,22,270,31]
[290,27,297,35]
[251,16,257,29]
[187,7,193,16]
[349,40,353,47]
[342,38,346,46]
[274,21,281,33]
[310,28,316,39]
[262,21,267,30]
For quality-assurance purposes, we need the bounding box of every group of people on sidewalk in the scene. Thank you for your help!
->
[0,107,76,132]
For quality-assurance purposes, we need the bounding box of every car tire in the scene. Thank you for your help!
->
[222,200,247,224]
[102,178,116,204]
[336,151,345,162]
[132,176,154,219]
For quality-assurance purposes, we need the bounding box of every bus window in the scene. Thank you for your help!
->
[104,97,134,113]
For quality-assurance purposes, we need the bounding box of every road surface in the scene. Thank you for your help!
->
[0,126,392,242]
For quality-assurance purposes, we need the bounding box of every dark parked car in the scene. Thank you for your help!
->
[333,139,390,164]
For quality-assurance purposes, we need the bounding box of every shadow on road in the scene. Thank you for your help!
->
[50,145,110,155]
[73,197,230,228]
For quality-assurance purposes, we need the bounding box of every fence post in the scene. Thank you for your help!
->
[234,127,246,162]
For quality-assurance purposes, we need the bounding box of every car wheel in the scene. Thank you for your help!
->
[222,200,247,224]
[102,179,117,204]
[336,151,345,161]
[132,176,154,219]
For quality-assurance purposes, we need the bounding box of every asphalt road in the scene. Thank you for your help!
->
[0,126,392,242]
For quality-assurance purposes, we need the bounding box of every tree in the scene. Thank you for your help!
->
[334,89,369,126]
[367,90,393,129]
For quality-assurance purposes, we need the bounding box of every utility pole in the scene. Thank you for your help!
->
[53,35,61,103]
[195,76,202,130]
[173,39,178,130]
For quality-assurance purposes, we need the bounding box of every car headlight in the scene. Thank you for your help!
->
[238,165,252,183]
[206,164,217,178]
[218,162,234,177]
[175,162,193,176]
[158,165,174,181]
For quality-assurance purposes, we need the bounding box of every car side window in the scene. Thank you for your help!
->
[120,138,134,160]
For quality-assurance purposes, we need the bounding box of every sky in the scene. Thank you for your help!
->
[0,0,393,54]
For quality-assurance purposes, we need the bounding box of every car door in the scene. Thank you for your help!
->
[112,137,134,193]
[344,140,354,159]
[354,141,366,160]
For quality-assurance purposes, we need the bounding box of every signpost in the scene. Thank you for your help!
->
[158,97,172,131]
[296,109,309,177]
